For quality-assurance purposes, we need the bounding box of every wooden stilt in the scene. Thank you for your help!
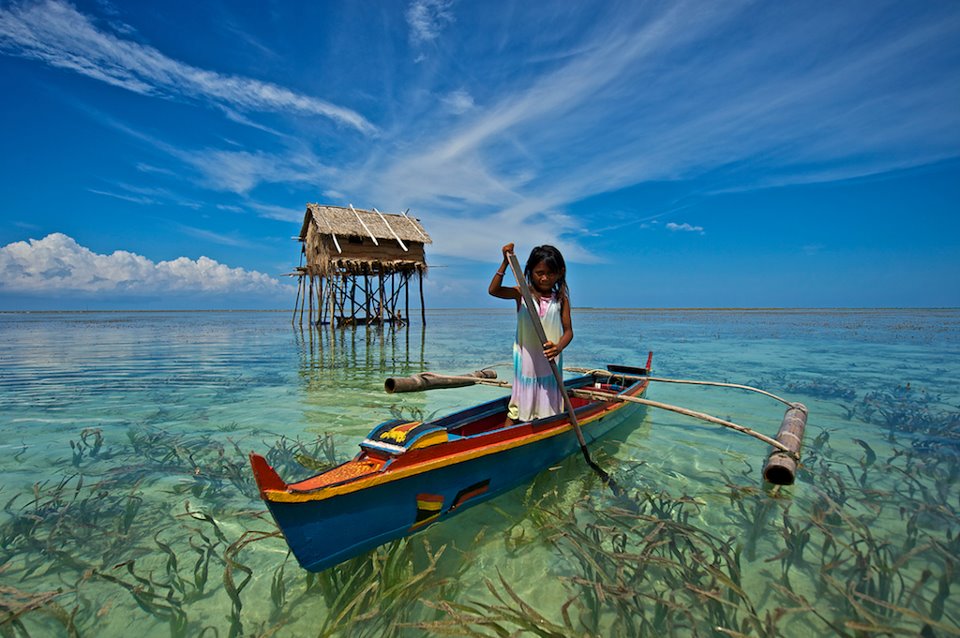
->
[293,275,302,324]
[317,276,324,326]
[327,277,335,332]
[291,206,429,328]
[419,271,426,326]
[297,276,306,325]
[378,272,385,324]
[308,276,315,326]
[364,275,371,325]
[350,278,357,323]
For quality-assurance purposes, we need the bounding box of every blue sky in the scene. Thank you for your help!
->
[1,0,958,310]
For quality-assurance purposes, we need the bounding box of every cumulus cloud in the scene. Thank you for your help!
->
[0,0,375,133]
[0,233,284,294]
[666,222,704,233]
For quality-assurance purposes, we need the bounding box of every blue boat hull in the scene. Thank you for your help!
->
[263,386,647,572]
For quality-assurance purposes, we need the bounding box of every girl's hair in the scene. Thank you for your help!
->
[524,245,568,299]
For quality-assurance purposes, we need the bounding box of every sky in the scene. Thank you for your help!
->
[0,0,958,310]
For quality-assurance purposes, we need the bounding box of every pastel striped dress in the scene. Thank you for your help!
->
[507,293,563,422]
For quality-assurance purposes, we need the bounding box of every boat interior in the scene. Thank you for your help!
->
[279,367,646,493]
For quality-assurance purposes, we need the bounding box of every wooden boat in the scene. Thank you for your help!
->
[249,355,652,572]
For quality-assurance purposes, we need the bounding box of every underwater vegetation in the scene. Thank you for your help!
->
[411,428,959,637]
[0,403,957,636]
[755,373,960,443]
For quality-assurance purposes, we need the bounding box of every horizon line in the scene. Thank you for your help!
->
[1,306,958,314]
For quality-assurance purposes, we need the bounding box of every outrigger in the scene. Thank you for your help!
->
[251,250,809,572]
[250,357,653,573]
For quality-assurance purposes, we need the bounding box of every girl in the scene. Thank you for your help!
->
[489,242,574,424]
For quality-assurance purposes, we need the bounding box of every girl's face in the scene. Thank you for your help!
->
[530,261,561,294]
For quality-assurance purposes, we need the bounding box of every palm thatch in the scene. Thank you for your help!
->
[300,204,431,277]
[294,204,432,327]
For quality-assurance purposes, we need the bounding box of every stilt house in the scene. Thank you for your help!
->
[293,204,431,327]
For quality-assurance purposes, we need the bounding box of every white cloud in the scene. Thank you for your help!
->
[0,0,375,133]
[665,222,704,233]
[176,147,334,195]
[246,201,304,222]
[0,233,284,294]
[406,0,454,46]
[442,89,474,114]
[87,188,158,205]
[358,1,959,264]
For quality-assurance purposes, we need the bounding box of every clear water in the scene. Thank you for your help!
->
[1,309,957,636]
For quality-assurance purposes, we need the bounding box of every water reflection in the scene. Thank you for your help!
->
[293,321,426,379]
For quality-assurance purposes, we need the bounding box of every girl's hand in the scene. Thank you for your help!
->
[543,340,561,359]
[501,243,514,259]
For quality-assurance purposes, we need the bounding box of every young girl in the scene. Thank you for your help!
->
[489,242,574,424]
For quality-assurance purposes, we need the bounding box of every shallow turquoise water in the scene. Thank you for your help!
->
[1,309,957,636]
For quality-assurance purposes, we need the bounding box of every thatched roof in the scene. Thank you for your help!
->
[300,204,431,244]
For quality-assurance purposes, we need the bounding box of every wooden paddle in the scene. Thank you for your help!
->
[505,251,617,489]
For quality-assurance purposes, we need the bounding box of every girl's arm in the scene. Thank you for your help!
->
[544,292,573,359]
[488,243,521,304]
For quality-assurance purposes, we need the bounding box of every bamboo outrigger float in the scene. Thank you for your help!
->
[249,356,810,572]
[249,357,653,573]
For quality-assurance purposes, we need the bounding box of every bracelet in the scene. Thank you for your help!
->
[495,269,506,276]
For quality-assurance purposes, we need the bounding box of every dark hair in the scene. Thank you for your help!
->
[524,245,568,298]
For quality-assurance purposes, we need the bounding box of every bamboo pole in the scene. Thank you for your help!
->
[762,404,808,485]
[569,388,799,459]
[373,207,408,251]
[393,370,803,467]
[505,251,614,489]
[385,370,499,393]
[349,203,379,245]
[564,367,796,408]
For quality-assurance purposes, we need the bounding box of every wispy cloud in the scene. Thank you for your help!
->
[0,233,285,294]
[245,201,304,223]
[0,0,376,133]
[665,222,704,234]
[406,0,454,46]
[88,181,204,209]
[90,113,335,197]
[442,89,475,115]
[87,188,159,206]
[176,147,334,195]
[359,2,959,261]
[175,225,254,248]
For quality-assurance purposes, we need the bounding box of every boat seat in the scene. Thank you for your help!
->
[360,419,449,456]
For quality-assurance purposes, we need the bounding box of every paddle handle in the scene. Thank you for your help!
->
[505,253,587,448]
